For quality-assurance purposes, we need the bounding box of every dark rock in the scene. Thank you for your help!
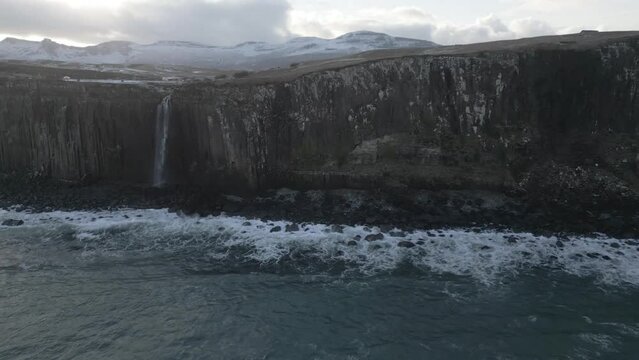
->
[1,219,24,227]
[330,224,344,233]
[285,223,300,232]
[347,240,358,246]
[599,213,613,221]
[242,221,252,226]
[353,235,362,241]
[556,240,565,248]
[398,241,416,248]
[380,225,394,233]
[270,226,282,233]
[389,231,407,238]
[365,233,384,242]
[610,242,621,249]
[363,216,376,224]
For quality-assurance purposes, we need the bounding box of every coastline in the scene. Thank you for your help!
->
[1,174,637,239]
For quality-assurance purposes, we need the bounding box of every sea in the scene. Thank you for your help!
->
[1,207,638,359]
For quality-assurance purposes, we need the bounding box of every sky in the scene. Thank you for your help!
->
[0,0,637,47]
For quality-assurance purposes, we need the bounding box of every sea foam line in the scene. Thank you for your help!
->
[1,208,638,285]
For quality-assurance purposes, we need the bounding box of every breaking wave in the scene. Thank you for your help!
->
[1,208,638,286]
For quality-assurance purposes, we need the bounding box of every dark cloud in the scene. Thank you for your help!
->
[116,0,291,45]
[0,0,292,45]
[0,0,111,43]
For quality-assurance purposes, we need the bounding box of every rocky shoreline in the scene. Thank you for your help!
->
[1,170,637,239]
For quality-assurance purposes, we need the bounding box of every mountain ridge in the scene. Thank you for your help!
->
[0,31,438,70]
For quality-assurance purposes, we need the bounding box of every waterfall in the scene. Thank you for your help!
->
[153,95,171,187]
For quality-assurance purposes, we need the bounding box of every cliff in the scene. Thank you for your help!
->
[0,79,165,183]
[166,32,639,196]
[1,32,638,215]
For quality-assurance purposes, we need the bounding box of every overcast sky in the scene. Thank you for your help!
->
[0,0,637,46]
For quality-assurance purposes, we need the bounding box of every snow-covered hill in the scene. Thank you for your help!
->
[0,31,438,70]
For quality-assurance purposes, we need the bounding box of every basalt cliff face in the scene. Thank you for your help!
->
[167,34,639,197]
[0,79,163,183]
[1,33,639,214]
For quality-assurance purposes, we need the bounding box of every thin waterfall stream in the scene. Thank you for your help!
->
[153,95,171,187]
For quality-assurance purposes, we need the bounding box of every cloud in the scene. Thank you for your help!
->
[430,15,556,44]
[289,7,558,45]
[0,0,591,46]
[0,0,292,45]
[510,18,556,37]
[116,0,291,45]
[0,0,111,43]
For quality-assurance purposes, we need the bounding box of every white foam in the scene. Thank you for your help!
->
[577,333,618,352]
[1,208,638,286]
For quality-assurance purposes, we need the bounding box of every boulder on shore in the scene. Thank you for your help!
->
[2,219,24,226]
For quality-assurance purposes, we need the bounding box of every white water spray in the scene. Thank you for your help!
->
[153,95,171,187]
[2,207,639,286]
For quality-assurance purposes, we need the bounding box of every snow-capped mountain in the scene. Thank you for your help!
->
[0,31,438,70]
